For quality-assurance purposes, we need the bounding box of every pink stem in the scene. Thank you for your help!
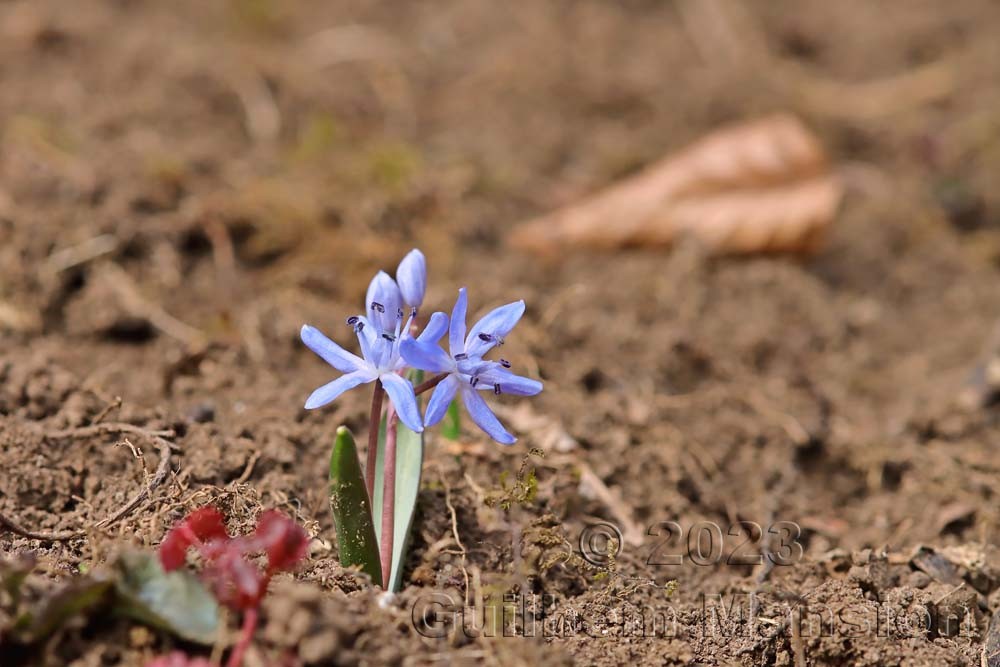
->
[413,372,448,396]
[380,406,399,589]
[365,380,384,502]
[226,607,258,667]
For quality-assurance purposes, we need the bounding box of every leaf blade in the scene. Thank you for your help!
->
[329,426,383,584]
[373,372,426,592]
[441,399,461,440]
[113,551,219,645]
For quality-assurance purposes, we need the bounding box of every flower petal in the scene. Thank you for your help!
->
[304,371,372,409]
[417,311,449,344]
[465,300,525,357]
[399,337,453,373]
[424,375,459,426]
[353,317,378,364]
[396,249,427,309]
[380,372,424,432]
[301,325,364,373]
[449,288,468,357]
[365,270,402,334]
[476,368,543,396]
[460,385,515,444]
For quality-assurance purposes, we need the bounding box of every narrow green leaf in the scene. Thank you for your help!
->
[441,399,461,440]
[329,426,382,584]
[373,372,425,592]
[0,553,36,609]
[112,551,219,645]
[12,577,112,643]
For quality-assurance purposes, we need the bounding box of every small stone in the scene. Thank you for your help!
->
[187,403,215,423]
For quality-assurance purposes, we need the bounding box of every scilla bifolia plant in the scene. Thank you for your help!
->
[301,249,542,591]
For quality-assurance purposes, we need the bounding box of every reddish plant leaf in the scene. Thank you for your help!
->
[253,510,309,572]
[185,507,228,542]
[159,508,228,572]
[157,532,191,572]
[206,554,266,611]
[155,502,309,664]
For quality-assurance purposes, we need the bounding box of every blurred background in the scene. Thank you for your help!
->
[3,1,1000,664]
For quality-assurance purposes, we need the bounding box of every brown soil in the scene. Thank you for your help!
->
[3,1,1000,665]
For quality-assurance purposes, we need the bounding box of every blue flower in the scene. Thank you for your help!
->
[400,288,542,444]
[396,249,427,310]
[301,264,438,434]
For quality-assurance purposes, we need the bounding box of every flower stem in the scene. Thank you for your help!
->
[413,372,449,396]
[380,407,399,589]
[226,607,258,667]
[365,379,384,502]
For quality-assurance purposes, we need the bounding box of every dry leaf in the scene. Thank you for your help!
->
[511,114,843,256]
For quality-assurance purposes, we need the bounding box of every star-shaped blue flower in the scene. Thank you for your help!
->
[400,288,542,444]
[300,251,432,433]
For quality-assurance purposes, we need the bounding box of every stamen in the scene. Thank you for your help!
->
[397,308,404,319]
[470,376,480,387]
[371,301,385,313]
[499,359,511,368]
[410,307,418,318]
[493,383,502,395]
[346,315,360,326]
[478,333,504,346]
[382,333,396,342]
[354,322,365,333]
[454,353,468,361]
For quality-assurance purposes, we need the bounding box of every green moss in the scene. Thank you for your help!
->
[485,448,544,511]
[229,0,286,34]
[367,142,420,190]
[290,113,342,162]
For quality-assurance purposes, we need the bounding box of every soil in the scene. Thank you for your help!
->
[3,1,1000,665]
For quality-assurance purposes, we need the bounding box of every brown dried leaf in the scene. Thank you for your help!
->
[511,114,843,256]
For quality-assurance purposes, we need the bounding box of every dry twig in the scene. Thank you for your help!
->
[576,462,644,547]
[99,263,205,347]
[43,234,119,274]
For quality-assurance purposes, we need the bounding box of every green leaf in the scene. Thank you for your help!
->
[441,399,461,440]
[329,426,383,584]
[372,374,425,593]
[12,577,112,643]
[0,554,36,609]
[112,551,219,645]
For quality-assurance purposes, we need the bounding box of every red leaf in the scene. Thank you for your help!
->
[158,506,307,613]
[159,531,190,572]
[185,507,229,542]
[253,510,309,572]
[207,553,266,610]
[159,507,229,571]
